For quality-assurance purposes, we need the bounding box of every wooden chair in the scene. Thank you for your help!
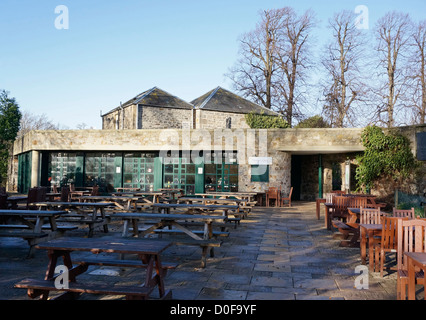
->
[396,219,426,300]
[91,185,99,196]
[280,187,293,207]
[266,187,280,207]
[24,187,38,210]
[331,196,349,222]
[360,207,382,224]
[36,187,47,202]
[393,207,415,219]
[0,194,8,209]
[374,217,408,276]
[348,196,368,210]
[60,187,70,202]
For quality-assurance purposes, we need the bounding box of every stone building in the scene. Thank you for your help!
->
[7,86,426,202]
[101,86,280,130]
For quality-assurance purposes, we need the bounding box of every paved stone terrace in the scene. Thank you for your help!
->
[0,201,400,300]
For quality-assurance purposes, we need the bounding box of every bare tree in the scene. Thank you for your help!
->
[374,11,412,127]
[226,7,316,126]
[226,9,281,109]
[409,20,426,124]
[17,111,59,138]
[320,10,368,128]
[274,8,316,126]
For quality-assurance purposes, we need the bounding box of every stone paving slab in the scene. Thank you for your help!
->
[0,201,420,300]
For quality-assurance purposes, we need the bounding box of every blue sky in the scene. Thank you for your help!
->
[1,0,425,129]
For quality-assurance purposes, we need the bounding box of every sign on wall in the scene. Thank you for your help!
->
[417,132,426,161]
[248,157,272,165]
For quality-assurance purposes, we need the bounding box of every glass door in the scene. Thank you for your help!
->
[123,153,156,191]
[163,155,196,195]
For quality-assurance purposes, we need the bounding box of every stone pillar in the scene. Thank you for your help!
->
[31,150,40,187]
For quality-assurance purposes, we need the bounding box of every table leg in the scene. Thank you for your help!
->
[408,256,416,300]
[360,227,367,265]
[324,206,330,230]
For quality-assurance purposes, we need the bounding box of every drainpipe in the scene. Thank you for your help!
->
[318,154,323,199]
[120,102,124,130]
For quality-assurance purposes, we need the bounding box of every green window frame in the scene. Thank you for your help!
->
[251,165,269,182]
[204,151,238,192]
[123,152,156,191]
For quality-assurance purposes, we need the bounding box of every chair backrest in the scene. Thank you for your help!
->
[60,187,70,202]
[26,187,38,209]
[0,194,8,209]
[397,219,426,271]
[267,187,278,199]
[393,207,415,219]
[360,207,382,224]
[381,217,408,252]
[36,187,47,202]
[325,193,335,203]
[91,185,99,196]
[332,196,349,217]
[331,190,345,194]
[288,187,293,198]
[348,196,368,209]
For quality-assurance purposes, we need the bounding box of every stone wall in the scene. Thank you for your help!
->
[195,110,250,129]
[140,106,193,129]
[102,105,137,130]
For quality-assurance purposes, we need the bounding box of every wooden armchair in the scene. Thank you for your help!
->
[396,219,426,300]
[266,187,280,207]
[280,187,293,207]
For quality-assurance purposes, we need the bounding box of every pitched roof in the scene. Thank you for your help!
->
[191,87,280,116]
[103,87,193,116]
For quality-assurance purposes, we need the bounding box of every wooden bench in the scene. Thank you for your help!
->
[15,278,155,300]
[0,224,78,232]
[136,227,230,238]
[72,258,178,270]
[331,220,359,248]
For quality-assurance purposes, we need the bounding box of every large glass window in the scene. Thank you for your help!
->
[163,154,196,195]
[85,153,117,193]
[49,152,82,187]
[204,151,238,192]
[123,152,156,191]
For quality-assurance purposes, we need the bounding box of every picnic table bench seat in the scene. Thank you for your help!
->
[15,278,157,300]
[135,227,230,238]
[331,219,360,247]
[72,258,178,270]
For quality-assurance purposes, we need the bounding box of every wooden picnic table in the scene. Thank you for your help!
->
[197,192,257,200]
[30,202,112,237]
[114,212,227,267]
[406,252,426,300]
[79,195,139,211]
[111,191,164,205]
[152,203,239,216]
[178,196,248,205]
[0,209,72,257]
[15,237,174,300]
[6,196,28,209]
